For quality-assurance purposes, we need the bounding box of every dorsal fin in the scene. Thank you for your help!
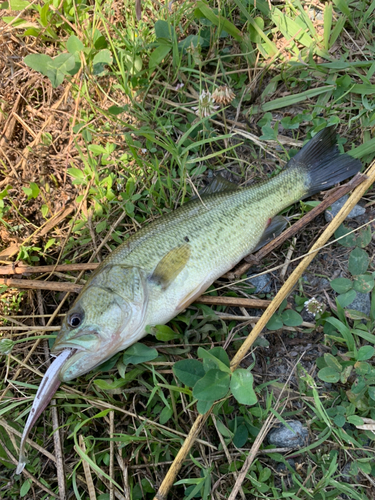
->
[188,174,239,202]
[200,174,239,196]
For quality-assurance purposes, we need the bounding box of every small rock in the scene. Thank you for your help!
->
[276,459,296,474]
[247,273,272,293]
[341,461,361,483]
[307,8,323,21]
[350,292,371,316]
[325,195,366,222]
[268,421,309,448]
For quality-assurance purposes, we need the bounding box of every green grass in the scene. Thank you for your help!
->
[1,0,375,498]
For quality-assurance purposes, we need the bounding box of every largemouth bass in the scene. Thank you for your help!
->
[16,127,361,472]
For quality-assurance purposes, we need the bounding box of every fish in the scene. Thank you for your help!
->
[16,127,362,472]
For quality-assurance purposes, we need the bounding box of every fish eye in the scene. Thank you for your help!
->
[68,312,84,328]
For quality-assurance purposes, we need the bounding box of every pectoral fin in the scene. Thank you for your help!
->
[252,216,289,252]
[151,244,191,290]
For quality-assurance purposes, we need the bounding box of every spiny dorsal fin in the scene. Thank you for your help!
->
[188,175,239,202]
[200,175,239,196]
[151,244,191,290]
[252,216,289,253]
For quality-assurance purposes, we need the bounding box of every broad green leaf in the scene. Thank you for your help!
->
[193,369,230,401]
[347,415,364,426]
[24,53,51,73]
[215,419,233,439]
[233,424,248,448]
[333,414,345,427]
[334,224,356,247]
[154,19,175,40]
[20,479,32,497]
[149,44,171,69]
[44,238,55,251]
[10,0,29,10]
[353,274,374,293]
[67,167,85,179]
[66,35,84,53]
[93,49,113,75]
[94,377,128,390]
[266,313,283,330]
[357,345,375,361]
[336,289,356,308]
[30,182,39,198]
[197,399,213,414]
[356,225,372,248]
[122,343,158,365]
[318,367,341,383]
[198,346,230,373]
[354,361,370,375]
[368,387,375,401]
[348,247,370,275]
[121,51,142,74]
[330,278,353,294]
[159,406,173,425]
[324,353,342,371]
[24,52,76,87]
[22,182,39,199]
[281,309,303,327]
[173,359,205,387]
[48,53,76,83]
[230,369,257,406]
[107,105,128,116]
[153,324,180,341]
[178,34,209,51]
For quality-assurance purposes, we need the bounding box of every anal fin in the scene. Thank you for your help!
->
[252,216,289,253]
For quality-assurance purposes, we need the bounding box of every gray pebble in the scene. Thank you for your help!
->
[276,459,296,474]
[307,8,323,21]
[268,421,309,448]
[341,461,361,483]
[349,292,371,316]
[247,273,272,293]
[325,195,366,222]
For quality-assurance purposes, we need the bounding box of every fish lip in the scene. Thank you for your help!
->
[52,342,85,353]
[52,329,100,354]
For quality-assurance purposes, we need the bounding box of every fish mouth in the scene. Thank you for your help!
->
[52,332,100,354]
[53,341,115,382]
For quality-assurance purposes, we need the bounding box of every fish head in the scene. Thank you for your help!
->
[52,265,148,381]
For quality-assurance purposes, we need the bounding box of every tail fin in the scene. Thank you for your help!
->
[287,127,362,197]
